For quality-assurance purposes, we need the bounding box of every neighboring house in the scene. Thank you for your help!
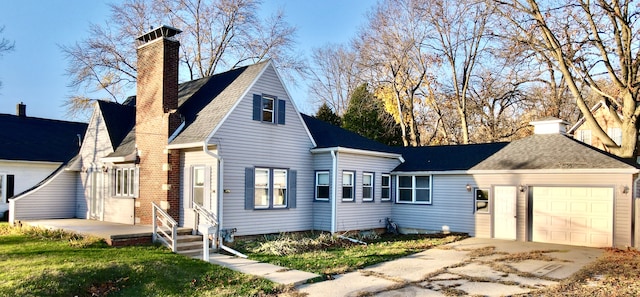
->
[10,26,640,249]
[568,101,631,160]
[0,103,87,220]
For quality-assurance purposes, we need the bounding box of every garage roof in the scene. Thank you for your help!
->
[470,134,638,170]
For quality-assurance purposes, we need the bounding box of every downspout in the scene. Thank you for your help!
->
[331,149,338,234]
[203,140,247,258]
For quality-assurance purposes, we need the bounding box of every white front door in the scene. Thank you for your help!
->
[494,186,517,240]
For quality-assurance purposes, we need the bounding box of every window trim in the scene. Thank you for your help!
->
[0,174,5,203]
[362,172,374,202]
[474,188,490,214]
[315,171,330,201]
[577,129,592,145]
[272,169,288,208]
[254,167,288,209]
[607,127,622,145]
[342,171,355,202]
[395,175,432,204]
[381,173,391,201]
[114,167,137,198]
[261,95,275,123]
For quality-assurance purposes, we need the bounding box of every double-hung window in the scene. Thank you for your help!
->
[315,171,330,201]
[362,172,373,202]
[262,96,275,123]
[192,166,205,207]
[252,94,286,124]
[396,175,432,204]
[381,174,391,201]
[475,188,490,213]
[253,168,288,209]
[114,167,137,197]
[342,171,354,201]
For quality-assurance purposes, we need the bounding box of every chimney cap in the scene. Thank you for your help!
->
[136,25,182,44]
[530,117,568,135]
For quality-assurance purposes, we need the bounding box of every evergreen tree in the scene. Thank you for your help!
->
[314,102,342,126]
[342,84,402,146]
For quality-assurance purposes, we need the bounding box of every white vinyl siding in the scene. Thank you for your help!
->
[333,152,401,232]
[10,169,78,220]
[312,153,333,231]
[212,63,314,236]
[391,173,633,247]
[179,149,217,228]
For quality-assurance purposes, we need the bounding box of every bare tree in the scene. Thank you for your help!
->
[61,0,303,118]
[355,0,438,146]
[0,26,15,89]
[308,44,360,116]
[494,0,640,158]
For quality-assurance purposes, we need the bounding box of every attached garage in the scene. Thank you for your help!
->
[530,187,613,247]
[468,118,639,248]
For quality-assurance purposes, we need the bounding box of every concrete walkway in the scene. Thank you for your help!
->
[207,253,319,286]
[295,237,603,297]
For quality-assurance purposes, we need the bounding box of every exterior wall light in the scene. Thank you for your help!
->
[465,184,472,192]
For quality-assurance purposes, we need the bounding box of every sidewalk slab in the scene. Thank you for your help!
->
[207,253,319,286]
[298,271,398,297]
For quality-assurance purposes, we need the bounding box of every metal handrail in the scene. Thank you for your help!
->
[152,202,178,252]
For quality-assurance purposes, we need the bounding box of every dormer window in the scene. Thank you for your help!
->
[253,94,286,125]
[262,96,275,123]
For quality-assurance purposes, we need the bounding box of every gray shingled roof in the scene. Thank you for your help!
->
[104,61,269,157]
[170,61,269,145]
[471,134,638,170]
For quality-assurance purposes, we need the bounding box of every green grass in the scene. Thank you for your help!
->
[0,223,281,297]
[233,232,467,276]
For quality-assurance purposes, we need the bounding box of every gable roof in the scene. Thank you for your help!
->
[170,61,270,145]
[0,114,87,163]
[394,143,508,172]
[103,61,271,156]
[301,113,399,154]
[470,133,638,171]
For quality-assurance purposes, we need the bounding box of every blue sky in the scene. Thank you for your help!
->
[0,0,372,120]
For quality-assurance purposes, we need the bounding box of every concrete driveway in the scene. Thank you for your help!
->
[296,237,603,297]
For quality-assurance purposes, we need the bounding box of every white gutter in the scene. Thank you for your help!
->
[331,149,338,234]
[311,146,403,160]
[202,139,247,258]
[166,142,203,150]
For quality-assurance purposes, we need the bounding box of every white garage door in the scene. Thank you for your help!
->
[532,187,613,247]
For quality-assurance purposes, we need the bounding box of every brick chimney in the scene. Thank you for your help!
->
[134,25,182,224]
[16,102,26,117]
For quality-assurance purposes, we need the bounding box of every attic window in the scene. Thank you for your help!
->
[253,94,286,125]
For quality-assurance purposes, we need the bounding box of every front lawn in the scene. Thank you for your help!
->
[0,223,282,297]
[233,232,467,276]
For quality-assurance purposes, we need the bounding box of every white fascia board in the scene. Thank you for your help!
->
[468,168,640,175]
[310,147,402,159]
[100,152,137,163]
[0,159,62,166]
[166,142,205,150]
[391,170,470,175]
